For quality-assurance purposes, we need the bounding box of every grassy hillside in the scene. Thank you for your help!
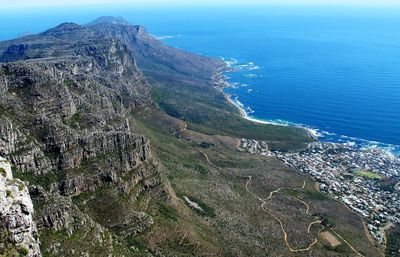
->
[147,71,313,152]
[130,105,382,256]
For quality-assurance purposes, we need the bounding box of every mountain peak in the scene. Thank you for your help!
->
[86,16,131,26]
[41,22,90,37]
[48,22,82,31]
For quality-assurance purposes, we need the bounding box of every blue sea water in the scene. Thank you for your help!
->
[1,6,400,154]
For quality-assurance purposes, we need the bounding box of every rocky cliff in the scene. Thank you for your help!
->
[0,16,225,256]
[0,156,41,257]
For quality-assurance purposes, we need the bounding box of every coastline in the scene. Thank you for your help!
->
[213,70,319,141]
[226,93,319,141]
[214,65,400,245]
[213,64,400,156]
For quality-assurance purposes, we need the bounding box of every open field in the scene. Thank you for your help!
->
[321,231,342,247]
[355,170,382,180]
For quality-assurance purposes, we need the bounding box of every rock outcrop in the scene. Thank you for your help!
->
[0,32,152,174]
[0,156,41,257]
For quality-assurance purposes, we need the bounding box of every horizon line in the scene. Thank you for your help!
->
[2,1,400,10]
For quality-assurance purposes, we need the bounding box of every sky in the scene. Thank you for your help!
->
[1,0,400,9]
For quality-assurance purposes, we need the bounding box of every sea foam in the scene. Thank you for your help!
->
[222,57,400,156]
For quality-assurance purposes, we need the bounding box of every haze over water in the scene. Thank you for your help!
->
[1,6,400,153]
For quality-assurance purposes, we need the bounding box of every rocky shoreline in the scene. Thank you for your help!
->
[212,68,320,141]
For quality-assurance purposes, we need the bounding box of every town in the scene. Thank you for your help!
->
[241,139,400,244]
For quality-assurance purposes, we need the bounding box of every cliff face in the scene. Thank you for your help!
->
[0,157,41,257]
[0,41,156,200]
[0,17,183,256]
[0,16,225,256]
[0,36,151,172]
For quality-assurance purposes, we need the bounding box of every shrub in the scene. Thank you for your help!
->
[18,183,25,191]
[17,246,29,256]
[386,226,400,257]
[158,203,179,221]
[0,167,7,177]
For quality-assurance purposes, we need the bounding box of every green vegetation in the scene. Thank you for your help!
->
[377,179,397,193]
[322,243,348,254]
[130,103,383,256]
[68,111,88,129]
[0,228,29,257]
[17,246,28,256]
[0,167,6,176]
[18,183,25,191]
[0,105,8,116]
[40,227,141,257]
[157,203,179,221]
[386,226,400,257]
[63,79,73,87]
[355,170,382,180]
[13,171,59,191]
[1,68,12,76]
[147,72,313,152]
[304,189,331,200]
[316,213,336,227]
[125,236,147,252]
[0,24,383,256]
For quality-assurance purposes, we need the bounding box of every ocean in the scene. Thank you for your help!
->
[1,6,400,154]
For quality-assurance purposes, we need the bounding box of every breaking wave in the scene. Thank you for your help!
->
[222,58,400,156]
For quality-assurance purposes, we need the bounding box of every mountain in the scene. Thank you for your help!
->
[86,16,132,26]
[0,17,222,80]
[0,17,383,257]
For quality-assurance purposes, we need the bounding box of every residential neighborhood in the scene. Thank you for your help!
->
[275,142,400,244]
[241,139,400,244]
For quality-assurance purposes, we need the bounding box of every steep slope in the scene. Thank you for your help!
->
[86,17,223,80]
[0,18,223,80]
[0,16,231,256]
[0,157,41,257]
[0,19,167,256]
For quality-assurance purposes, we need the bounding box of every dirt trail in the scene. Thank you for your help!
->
[308,220,322,233]
[290,196,310,214]
[245,176,322,252]
[199,150,221,171]
[265,187,283,201]
[379,222,395,247]
[195,149,363,255]
[294,180,306,190]
[330,228,365,257]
